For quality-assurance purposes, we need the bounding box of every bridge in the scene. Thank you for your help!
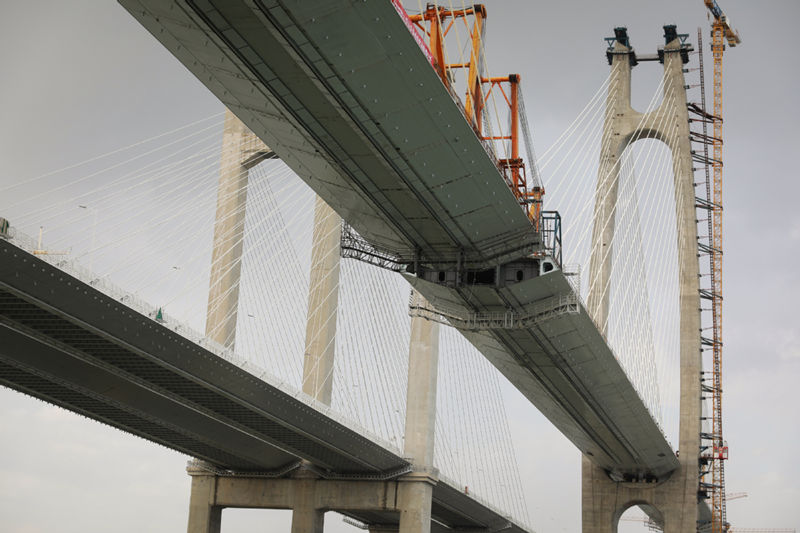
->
[0,2,728,533]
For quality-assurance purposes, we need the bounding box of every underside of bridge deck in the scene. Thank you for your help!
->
[404,267,679,480]
[119,0,541,271]
[117,0,679,481]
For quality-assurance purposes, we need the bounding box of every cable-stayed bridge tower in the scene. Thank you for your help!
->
[205,109,274,350]
[189,110,445,533]
[0,4,732,532]
[583,26,704,532]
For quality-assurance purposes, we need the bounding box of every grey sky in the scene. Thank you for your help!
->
[1,0,798,532]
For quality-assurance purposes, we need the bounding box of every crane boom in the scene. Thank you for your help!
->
[704,0,742,46]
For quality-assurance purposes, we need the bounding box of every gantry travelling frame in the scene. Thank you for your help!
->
[404,3,544,227]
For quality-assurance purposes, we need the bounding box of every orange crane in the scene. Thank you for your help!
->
[405,4,544,228]
[700,2,740,533]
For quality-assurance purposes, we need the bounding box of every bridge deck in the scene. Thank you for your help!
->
[120,0,539,269]
[405,269,679,479]
[119,0,679,479]
[0,240,529,533]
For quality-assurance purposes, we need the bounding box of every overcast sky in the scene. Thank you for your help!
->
[1,1,798,532]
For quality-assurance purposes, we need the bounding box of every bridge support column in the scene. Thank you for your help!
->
[291,473,325,533]
[584,28,702,533]
[398,473,436,533]
[290,191,342,532]
[302,195,341,403]
[194,109,348,533]
[189,109,272,533]
[186,463,223,533]
[398,299,440,533]
[205,108,272,348]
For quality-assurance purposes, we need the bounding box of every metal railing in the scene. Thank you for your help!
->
[540,210,562,266]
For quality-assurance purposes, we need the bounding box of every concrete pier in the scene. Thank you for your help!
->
[398,304,440,533]
[205,109,272,348]
[189,106,446,533]
[190,109,271,533]
[584,29,702,532]
[302,195,342,404]
[291,472,326,533]
[291,195,342,533]
[187,466,223,533]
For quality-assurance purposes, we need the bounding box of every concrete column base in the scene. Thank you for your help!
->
[291,470,325,533]
[397,472,437,533]
[187,464,223,533]
[582,457,698,533]
[290,506,325,533]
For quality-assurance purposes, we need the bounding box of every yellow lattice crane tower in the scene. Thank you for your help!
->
[701,2,740,533]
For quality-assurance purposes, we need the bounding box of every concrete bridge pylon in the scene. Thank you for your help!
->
[584,27,703,533]
[204,109,274,349]
[188,109,441,533]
